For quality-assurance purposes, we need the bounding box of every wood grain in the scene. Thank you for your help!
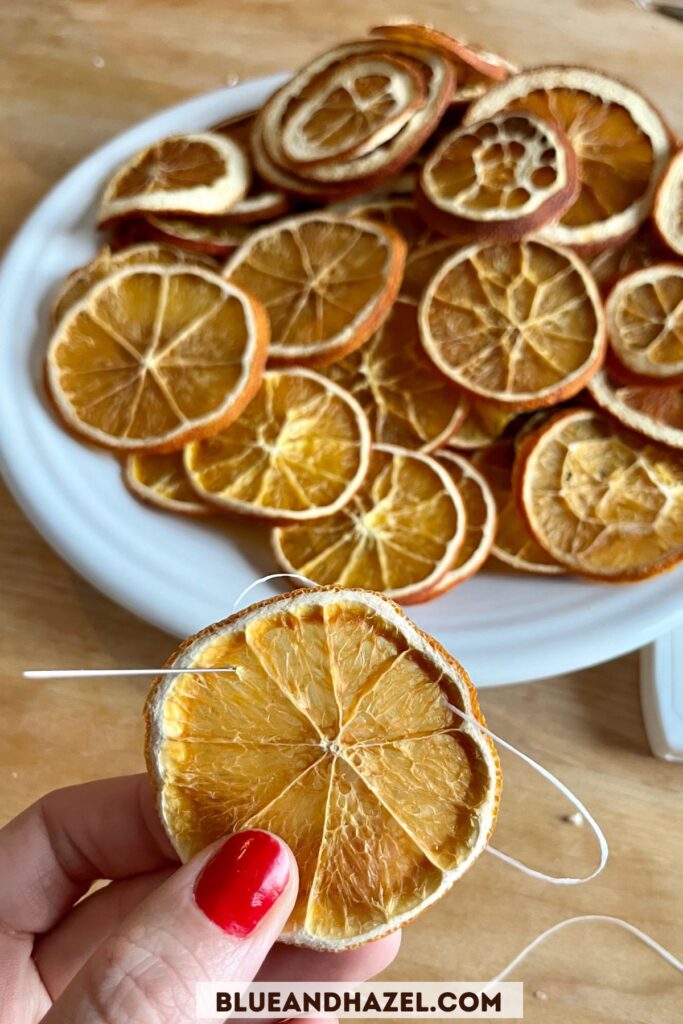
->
[1,2,682,1020]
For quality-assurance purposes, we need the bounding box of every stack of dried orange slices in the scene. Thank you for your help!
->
[45,21,683,598]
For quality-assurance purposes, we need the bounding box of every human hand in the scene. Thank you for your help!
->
[0,774,400,1022]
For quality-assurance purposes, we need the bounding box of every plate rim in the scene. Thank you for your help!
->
[0,76,682,687]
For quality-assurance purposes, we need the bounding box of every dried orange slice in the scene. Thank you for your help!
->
[145,586,501,949]
[370,24,510,89]
[350,197,437,250]
[417,112,579,241]
[589,368,683,450]
[99,132,250,223]
[184,369,370,522]
[280,54,427,166]
[211,111,290,223]
[472,441,564,574]
[419,239,605,408]
[225,212,406,367]
[323,301,468,451]
[399,238,461,305]
[125,452,211,515]
[587,224,665,291]
[51,243,214,325]
[605,264,683,385]
[46,264,268,452]
[449,45,518,104]
[142,213,251,256]
[425,453,497,596]
[654,149,683,258]
[448,396,518,450]
[465,67,672,252]
[255,41,454,197]
[517,408,683,581]
[272,444,466,604]
[351,198,454,304]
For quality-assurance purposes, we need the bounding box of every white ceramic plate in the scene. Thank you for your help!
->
[1,78,682,688]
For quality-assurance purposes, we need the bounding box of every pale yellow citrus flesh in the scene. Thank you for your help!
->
[427,453,497,594]
[52,244,212,325]
[281,55,426,164]
[520,410,683,579]
[47,265,265,451]
[323,301,467,451]
[420,240,603,406]
[423,113,569,219]
[606,266,683,381]
[146,590,499,948]
[226,214,404,364]
[449,395,518,450]
[589,369,683,450]
[273,445,465,601]
[507,89,653,228]
[126,452,209,513]
[184,370,369,519]
[472,441,564,574]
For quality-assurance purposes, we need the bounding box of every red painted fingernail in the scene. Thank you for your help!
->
[194,831,290,937]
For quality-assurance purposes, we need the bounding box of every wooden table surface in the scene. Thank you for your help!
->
[1,1,682,1020]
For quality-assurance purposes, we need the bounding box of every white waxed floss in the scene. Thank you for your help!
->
[441,698,609,885]
[21,573,683,991]
[487,914,683,986]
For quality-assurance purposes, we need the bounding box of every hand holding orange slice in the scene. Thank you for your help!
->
[145,587,500,949]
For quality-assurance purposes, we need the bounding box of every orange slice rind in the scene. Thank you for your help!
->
[418,112,579,241]
[255,40,454,197]
[272,444,466,603]
[46,263,269,452]
[419,239,605,408]
[211,111,291,223]
[145,586,501,949]
[425,452,497,596]
[184,368,371,522]
[225,212,406,367]
[448,395,518,450]
[517,408,683,581]
[588,368,683,451]
[125,451,212,515]
[51,243,215,325]
[323,301,468,451]
[465,66,672,252]
[143,214,251,256]
[280,53,428,167]
[370,23,510,88]
[99,132,251,223]
[587,224,665,292]
[472,441,564,574]
[654,149,683,258]
[605,264,683,385]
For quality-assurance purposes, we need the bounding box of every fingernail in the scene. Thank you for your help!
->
[194,830,290,937]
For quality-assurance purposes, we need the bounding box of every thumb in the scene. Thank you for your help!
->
[45,830,298,1024]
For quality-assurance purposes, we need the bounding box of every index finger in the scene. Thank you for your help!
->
[0,773,177,937]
